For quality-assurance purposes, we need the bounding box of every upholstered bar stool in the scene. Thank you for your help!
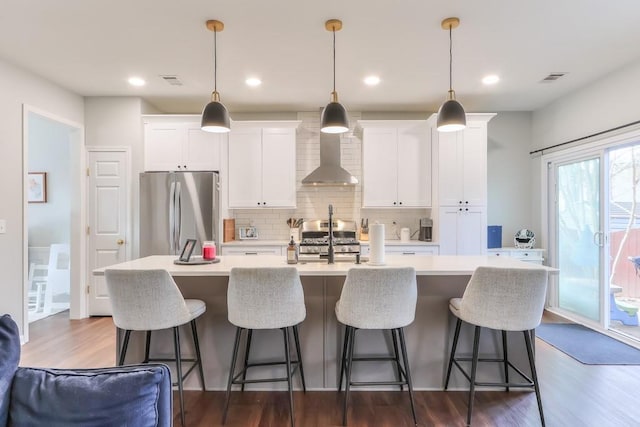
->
[105,269,206,426]
[444,266,548,426]
[336,267,418,426]
[222,267,306,427]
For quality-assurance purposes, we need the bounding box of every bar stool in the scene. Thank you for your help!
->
[444,266,548,426]
[336,267,418,426]
[105,269,206,426]
[222,267,306,427]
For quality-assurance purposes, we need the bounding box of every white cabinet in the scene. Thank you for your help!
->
[228,122,299,208]
[359,121,431,208]
[144,119,223,171]
[487,248,545,265]
[431,114,495,255]
[438,203,487,255]
[221,245,283,256]
[436,119,492,207]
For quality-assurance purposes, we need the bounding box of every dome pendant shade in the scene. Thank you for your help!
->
[321,95,349,134]
[201,97,231,133]
[437,91,466,132]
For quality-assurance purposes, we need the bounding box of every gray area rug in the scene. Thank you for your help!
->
[536,323,640,365]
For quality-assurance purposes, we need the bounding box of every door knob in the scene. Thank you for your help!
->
[117,239,125,245]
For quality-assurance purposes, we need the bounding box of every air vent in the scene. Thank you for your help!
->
[160,75,183,86]
[540,72,568,83]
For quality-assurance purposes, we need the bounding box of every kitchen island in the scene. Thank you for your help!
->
[94,255,556,391]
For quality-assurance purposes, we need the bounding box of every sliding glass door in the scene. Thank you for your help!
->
[554,157,603,322]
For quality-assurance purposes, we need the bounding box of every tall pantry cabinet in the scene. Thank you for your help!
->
[429,113,496,255]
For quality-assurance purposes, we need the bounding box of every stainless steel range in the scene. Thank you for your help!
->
[299,219,360,260]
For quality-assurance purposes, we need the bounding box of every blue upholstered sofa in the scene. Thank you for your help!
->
[0,314,172,426]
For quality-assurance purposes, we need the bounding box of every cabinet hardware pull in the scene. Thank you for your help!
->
[245,252,258,255]
[399,201,403,205]
[402,252,416,255]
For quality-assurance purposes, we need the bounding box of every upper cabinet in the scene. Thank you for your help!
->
[359,120,432,208]
[228,121,299,209]
[144,118,223,171]
[429,113,496,255]
[431,114,495,207]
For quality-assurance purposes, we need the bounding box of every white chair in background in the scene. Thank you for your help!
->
[42,243,70,314]
[27,262,48,313]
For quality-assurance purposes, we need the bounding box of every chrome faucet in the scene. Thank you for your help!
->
[328,204,334,264]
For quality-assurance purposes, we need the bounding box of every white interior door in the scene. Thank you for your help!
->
[87,149,129,315]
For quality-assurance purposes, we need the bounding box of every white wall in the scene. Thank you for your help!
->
[28,114,72,247]
[531,57,640,246]
[84,97,145,258]
[0,58,84,337]
[487,112,535,246]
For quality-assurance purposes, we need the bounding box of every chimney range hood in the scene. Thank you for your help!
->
[302,133,358,186]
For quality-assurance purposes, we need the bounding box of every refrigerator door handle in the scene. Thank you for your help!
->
[169,181,176,253]
[176,182,182,251]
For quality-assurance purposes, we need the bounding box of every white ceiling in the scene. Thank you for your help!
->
[2,0,640,114]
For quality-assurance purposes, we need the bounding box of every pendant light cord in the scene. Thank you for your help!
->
[332,28,336,93]
[213,29,218,93]
[449,25,453,92]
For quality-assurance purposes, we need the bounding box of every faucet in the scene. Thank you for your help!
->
[328,204,334,264]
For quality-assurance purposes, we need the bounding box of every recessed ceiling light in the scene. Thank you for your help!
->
[128,77,146,87]
[364,75,381,86]
[482,75,500,85]
[245,77,262,87]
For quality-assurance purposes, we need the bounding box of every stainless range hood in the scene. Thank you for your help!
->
[301,133,358,185]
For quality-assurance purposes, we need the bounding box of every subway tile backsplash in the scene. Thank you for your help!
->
[231,111,430,240]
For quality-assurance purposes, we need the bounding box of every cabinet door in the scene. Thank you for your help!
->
[457,206,486,255]
[437,129,464,206]
[228,128,262,208]
[461,123,487,206]
[185,126,221,171]
[144,123,184,171]
[397,125,431,207]
[362,128,399,207]
[438,207,461,255]
[261,128,296,207]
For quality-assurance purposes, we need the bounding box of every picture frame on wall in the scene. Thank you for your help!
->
[28,172,47,203]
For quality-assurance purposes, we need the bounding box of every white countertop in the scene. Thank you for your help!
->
[93,255,557,277]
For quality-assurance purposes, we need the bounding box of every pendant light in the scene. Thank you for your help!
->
[436,17,466,132]
[321,19,349,134]
[201,19,231,133]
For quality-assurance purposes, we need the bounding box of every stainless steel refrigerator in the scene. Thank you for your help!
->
[139,171,219,256]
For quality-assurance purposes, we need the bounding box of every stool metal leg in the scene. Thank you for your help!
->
[397,328,418,426]
[343,327,356,426]
[144,331,152,363]
[118,329,131,366]
[338,325,351,392]
[190,319,206,391]
[222,327,242,424]
[293,325,307,392]
[502,330,510,392]
[398,328,418,425]
[444,318,462,389]
[391,328,404,391]
[467,326,481,427]
[173,326,185,427]
[524,330,545,427]
[241,329,253,392]
[283,327,295,427]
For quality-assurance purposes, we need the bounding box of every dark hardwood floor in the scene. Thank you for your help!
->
[20,312,640,426]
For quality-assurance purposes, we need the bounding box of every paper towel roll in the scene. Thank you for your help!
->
[369,223,385,266]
